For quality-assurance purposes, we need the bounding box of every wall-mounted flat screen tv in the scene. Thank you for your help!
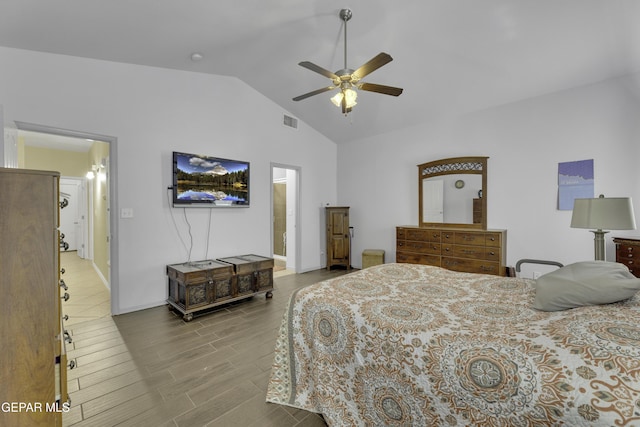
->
[172,151,250,207]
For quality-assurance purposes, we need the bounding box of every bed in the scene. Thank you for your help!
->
[266,262,640,426]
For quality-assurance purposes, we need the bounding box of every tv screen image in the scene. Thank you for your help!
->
[172,151,249,207]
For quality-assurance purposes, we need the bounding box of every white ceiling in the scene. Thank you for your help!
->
[19,130,93,152]
[2,0,639,145]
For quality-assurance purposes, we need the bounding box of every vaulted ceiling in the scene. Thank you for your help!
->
[1,0,639,144]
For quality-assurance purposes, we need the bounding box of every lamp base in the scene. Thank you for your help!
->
[590,229,609,261]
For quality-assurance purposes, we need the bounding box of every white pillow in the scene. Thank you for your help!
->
[533,261,640,311]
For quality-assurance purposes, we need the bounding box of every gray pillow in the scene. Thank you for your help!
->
[533,261,640,311]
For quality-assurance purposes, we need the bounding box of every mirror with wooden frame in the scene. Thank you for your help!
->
[418,156,488,229]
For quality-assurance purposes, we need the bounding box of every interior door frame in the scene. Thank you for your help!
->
[270,163,301,273]
[14,121,120,315]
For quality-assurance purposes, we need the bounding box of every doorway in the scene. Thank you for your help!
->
[11,121,118,317]
[271,164,300,275]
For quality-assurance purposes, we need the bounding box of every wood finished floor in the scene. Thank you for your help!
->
[61,251,111,326]
[62,262,351,427]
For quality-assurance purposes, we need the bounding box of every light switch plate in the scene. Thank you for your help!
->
[121,208,134,218]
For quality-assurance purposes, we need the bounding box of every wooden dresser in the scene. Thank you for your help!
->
[396,226,507,276]
[1,168,69,426]
[613,237,640,278]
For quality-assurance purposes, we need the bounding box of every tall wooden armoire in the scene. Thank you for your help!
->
[0,168,69,426]
[325,206,351,270]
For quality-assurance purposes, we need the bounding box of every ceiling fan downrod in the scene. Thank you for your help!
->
[339,9,352,71]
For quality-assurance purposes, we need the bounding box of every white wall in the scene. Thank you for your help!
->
[339,75,640,271]
[0,46,338,314]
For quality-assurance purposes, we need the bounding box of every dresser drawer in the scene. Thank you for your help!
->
[396,251,440,266]
[617,245,637,259]
[442,257,500,275]
[484,233,502,247]
[400,228,441,242]
[453,232,485,245]
[617,246,637,274]
[443,244,500,261]
[397,240,441,255]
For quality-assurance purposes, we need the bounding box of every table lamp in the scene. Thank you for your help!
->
[570,195,636,261]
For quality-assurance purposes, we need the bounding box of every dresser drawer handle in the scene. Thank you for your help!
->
[488,251,496,256]
[489,237,496,242]
[629,254,634,258]
[628,247,634,252]
[628,260,634,265]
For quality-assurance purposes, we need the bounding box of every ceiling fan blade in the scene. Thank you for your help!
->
[352,53,393,79]
[292,86,336,101]
[359,82,403,97]
[298,61,339,80]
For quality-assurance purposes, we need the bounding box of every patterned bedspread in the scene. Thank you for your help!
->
[266,263,640,426]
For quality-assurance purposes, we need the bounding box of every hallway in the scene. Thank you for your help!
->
[61,252,111,326]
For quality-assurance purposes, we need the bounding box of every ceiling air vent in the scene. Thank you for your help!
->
[283,114,298,129]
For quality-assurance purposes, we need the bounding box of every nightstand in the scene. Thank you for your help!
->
[613,237,640,278]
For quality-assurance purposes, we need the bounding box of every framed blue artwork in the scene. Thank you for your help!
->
[558,159,594,210]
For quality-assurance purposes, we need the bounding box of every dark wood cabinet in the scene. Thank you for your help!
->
[613,237,640,278]
[326,206,351,270]
[1,168,69,426]
[396,226,507,276]
[167,254,274,321]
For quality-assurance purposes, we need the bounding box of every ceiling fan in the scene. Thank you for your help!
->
[293,8,403,115]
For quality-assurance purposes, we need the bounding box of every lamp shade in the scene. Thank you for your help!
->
[330,88,357,109]
[571,196,637,230]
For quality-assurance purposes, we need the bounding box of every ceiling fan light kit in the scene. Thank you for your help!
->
[293,8,403,115]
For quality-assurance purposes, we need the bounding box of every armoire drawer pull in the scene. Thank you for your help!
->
[61,292,70,301]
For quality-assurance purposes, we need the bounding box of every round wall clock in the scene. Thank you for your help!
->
[455,179,465,189]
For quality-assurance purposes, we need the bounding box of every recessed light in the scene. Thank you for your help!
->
[191,52,204,62]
